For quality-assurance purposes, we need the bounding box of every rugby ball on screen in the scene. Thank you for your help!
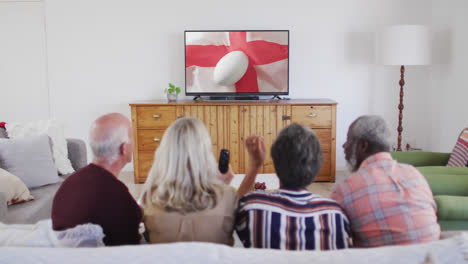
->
[213,51,249,86]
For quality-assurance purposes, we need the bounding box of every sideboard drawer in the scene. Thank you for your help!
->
[137,130,165,151]
[137,106,176,129]
[292,106,332,128]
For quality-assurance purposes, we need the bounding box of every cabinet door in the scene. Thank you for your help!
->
[291,105,335,182]
[176,105,240,173]
[239,105,291,174]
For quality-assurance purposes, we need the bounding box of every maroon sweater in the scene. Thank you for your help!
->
[52,164,142,246]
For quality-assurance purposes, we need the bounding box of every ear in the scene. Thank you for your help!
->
[357,139,369,154]
[119,143,126,155]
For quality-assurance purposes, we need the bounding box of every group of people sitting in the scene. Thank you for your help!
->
[51,113,440,249]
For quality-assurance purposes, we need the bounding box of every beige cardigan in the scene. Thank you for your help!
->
[143,185,238,246]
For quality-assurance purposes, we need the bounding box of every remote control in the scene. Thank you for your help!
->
[218,149,230,174]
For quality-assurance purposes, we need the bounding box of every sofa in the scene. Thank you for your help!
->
[0,127,87,224]
[391,151,468,231]
[0,232,467,264]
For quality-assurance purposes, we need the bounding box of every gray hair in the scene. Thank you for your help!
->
[271,123,323,188]
[140,117,219,213]
[349,115,392,152]
[89,122,129,164]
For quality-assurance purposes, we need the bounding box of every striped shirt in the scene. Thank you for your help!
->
[235,188,351,250]
[331,152,441,247]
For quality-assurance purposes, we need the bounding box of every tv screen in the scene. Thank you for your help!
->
[185,30,289,96]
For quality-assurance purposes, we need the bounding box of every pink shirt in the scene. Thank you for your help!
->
[331,152,440,247]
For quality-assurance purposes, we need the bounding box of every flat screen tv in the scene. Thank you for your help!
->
[185,30,289,97]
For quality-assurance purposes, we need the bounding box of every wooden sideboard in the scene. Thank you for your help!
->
[130,99,337,184]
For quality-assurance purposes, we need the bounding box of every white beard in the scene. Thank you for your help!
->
[345,161,355,173]
[345,142,359,172]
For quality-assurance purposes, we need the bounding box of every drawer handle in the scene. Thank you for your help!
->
[153,137,161,142]
[307,112,317,118]
[152,114,161,118]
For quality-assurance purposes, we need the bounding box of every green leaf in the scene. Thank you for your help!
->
[175,87,181,94]
[169,83,175,89]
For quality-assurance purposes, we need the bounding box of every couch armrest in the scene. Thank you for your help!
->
[0,192,7,222]
[391,152,451,167]
[67,138,87,171]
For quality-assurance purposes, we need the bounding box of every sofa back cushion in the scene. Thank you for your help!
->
[434,195,468,221]
[0,134,62,188]
[421,171,468,196]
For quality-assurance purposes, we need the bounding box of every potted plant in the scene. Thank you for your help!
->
[164,83,181,101]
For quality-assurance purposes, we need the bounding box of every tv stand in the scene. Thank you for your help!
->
[129,99,337,183]
[193,95,201,101]
[271,95,283,100]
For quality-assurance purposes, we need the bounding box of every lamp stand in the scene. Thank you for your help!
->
[397,65,405,151]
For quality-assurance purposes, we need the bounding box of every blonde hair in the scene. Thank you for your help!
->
[140,117,219,213]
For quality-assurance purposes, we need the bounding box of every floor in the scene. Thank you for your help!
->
[119,170,348,200]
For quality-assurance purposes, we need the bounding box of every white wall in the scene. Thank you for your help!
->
[422,0,468,152]
[1,0,434,171]
[0,0,49,122]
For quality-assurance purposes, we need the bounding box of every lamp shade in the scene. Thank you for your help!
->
[378,25,431,65]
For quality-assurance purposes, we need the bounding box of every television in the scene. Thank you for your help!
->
[185,30,289,98]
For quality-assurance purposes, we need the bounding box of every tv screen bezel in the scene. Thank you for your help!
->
[184,29,290,97]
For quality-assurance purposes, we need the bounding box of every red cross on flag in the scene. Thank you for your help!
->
[186,31,289,94]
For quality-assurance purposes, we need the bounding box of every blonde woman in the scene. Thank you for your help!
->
[140,117,251,245]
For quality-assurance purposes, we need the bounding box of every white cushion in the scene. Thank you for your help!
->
[0,168,34,205]
[0,219,104,247]
[0,135,62,188]
[6,120,74,175]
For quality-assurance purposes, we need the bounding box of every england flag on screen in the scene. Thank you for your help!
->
[185,31,289,94]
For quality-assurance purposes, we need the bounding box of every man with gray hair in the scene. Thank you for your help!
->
[52,113,142,245]
[331,115,440,247]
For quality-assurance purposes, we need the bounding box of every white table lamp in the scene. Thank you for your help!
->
[377,25,431,151]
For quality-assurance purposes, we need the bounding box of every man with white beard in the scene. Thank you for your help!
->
[331,115,440,247]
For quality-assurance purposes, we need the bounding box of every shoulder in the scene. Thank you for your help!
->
[301,193,346,210]
[82,166,134,200]
[143,202,164,216]
[63,164,94,180]
[396,162,422,175]
[237,191,283,214]
[215,184,238,205]
[333,171,362,194]
[57,164,97,192]
[65,164,116,183]
[314,195,348,216]
[239,190,272,203]
[394,162,430,187]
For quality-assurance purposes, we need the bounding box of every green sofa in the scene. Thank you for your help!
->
[391,151,468,231]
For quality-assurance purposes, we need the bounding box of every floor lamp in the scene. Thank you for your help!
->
[378,25,431,151]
